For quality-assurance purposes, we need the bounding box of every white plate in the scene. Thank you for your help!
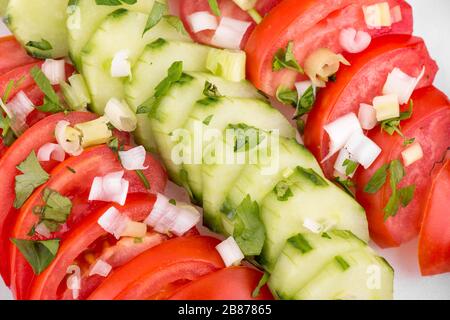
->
[0,0,449,300]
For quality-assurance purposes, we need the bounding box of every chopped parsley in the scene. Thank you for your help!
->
[272,41,303,73]
[30,66,64,113]
[10,239,60,275]
[208,0,221,16]
[143,1,167,35]
[274,180,294,201]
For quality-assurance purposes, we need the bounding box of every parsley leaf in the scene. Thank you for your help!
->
[296,166,328,186]
[364,164,389,194]
[288,234,313,253]
[203,81,222,99]
[95,0,137,5]
[380,100,414,144]
[14,151,50,209]
[164,15,188,35]
[272,41,303,73]
[30,66,64,113]
[34,189,72,232]
[143,1,167,35]
[343,159,358,176]
[276,86,298,106]
[136,169,151,190]
[208,0,221,16]
[334,177,355,198]
[294,85,316,119]
[202,115,214,126]
[252,272,270,298]
[227,123,266,152]
[274,180,294,201]
[232,195,265,256]
[10,239,59,275]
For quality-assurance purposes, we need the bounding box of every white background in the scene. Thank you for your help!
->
[0,0,449,300]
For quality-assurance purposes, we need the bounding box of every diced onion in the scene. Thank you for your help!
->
[339,28,372,54]
[55,120,83,156]
[390,5,403,23]
[344,132,381,169]
[121,221,147,238]
[295,80,315,98]
[170,205,201,236]
[303,218,323,234]
[382,67,425,105]
[401,142,423,167]
[104,98,137,132]
[187,11,218,33]
[97,207,129,239]
[211,17,251,50]
[304,48,350,87]
[334,148,357,178]
[119,146,148,171]
[363,2,392,29]
[216,236,244,267]
[66,265,81,300]
[2,91,35,135]
[144,193,172,227]
[373,94,400,121]
[42,59,66,85]
[323,113,362,162]
[35,223,51,238]
[358,103,378,130]
[111,50,131,78]
[89,259,112,277]
[37,143,66,162]
[233,0,257,11]
[89,171,129,206]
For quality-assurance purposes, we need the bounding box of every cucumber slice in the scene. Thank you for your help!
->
[81,9,188,114]
[125,40,210,150]
[268,231,367,299]
[67,0,159,69]
[0,0,8,16]
[221,138,323,228]
[182,97,296,203]
[5,0,69,58]
[293,249,394,300]
[260,166,369,269]
[150,72,261,186]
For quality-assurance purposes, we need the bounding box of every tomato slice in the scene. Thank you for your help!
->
[354,87,450,248]
[179,0,281,50]
[10,144,167,299]
[418,154,450,276]
[0,36,37,75]
[304,35,438,178]
[245,0,413,95]
[169,266,273,300]
[29,193,167,300]
[0,112,98,286]
[88,236,225,300]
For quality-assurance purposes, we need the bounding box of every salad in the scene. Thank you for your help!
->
[0,0,448,300]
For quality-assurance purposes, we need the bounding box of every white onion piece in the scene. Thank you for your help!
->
[170,205,201,236]
[89,259,112,277]
[363,2,392,29]
[295,80,315,98]
[344,132,381,169]
[119,146,148,171]
[323,113,362,162]
[216,236,244,267]
[303,218,323,234]
[153,205,178,234]
[111,50,131,78]
[390,5,402,23]
[104,98,137,132]
[187,11,218,32]
[382,67,425,104]
[42,59,66,85]
[144,193,172,227]
[121,221,147,238]
[97,207,129,239]
[334,148,357,178]
[401,142,423,167]
[358,103,378,130]
[66,266,81,300]
[373,94,400,121]
[304,48,350,88]
[37,143,66,162]
[55,120,83,156]
[339,28,372,54]
[211,17,251,50]
[35,223,52,238]
[3,91,35,135]
[89,171,129,205]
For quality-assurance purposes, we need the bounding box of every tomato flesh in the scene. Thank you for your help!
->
[0,36,38,75]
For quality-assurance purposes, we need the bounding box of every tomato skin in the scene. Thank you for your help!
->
[304,35,438,178]
[245,0,413,95]
[354,87,450,248]
[29,193,159,300]
[0,36,37,75]
[418,155,450,276]
[10,144,167,299]
[0,112,97,287]
[88,236,225,300]
[169,266,273,300]
[179,0,281,50]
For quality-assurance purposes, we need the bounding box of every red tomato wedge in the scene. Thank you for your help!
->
[0,36,37,75]
[88,236,225,300]
[418,153,450,276]
[354,87,450,248]
[0,112,97,286]
[179,0,281,50]
[29,193,166,300]
[304,35,438,178]
[10,145,167,299]
[169,266,273,300]
[245,0,413,95]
